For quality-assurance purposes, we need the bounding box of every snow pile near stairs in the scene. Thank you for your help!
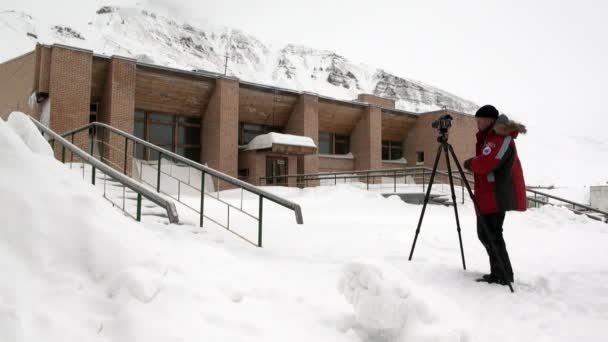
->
[0,112,169,340]
[338,262,468,342]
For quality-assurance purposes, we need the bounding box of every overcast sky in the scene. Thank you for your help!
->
[3,0,607,137]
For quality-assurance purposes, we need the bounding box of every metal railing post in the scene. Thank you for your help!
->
[136,194,142,221]
[123,136,128,175]
[422,169,426,193]
[92,166,96,185]
[200,171,205,227]
[366,172,369,191]
[70,133,75,165]
[90,130,95,156]
[394,170,397,193]
[156,153,162,193]
[61,146,65,163]
[258,196,263,248]
[335,174,337,185]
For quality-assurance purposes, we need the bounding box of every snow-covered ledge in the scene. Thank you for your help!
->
[383,158,407,165]
[319,153,354,160]
[244,132,317,154]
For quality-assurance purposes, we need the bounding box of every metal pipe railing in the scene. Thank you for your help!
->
[55,121,304,247]
[31,118,179,224]
[58,122,303,225]
[262,166,607,222]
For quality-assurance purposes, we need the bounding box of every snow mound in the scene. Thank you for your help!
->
[338,262,469,342]
[6,111,53,157]
[0,114,168,341]
[246,132,316,151]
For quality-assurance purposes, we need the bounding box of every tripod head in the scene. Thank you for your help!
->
[432,114,453,144]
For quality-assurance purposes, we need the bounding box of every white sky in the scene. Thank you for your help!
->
[3,0,608,137]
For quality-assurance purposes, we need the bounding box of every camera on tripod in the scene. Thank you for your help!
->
[431,114,453,131]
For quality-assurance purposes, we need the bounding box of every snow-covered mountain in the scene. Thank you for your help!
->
[0,6,478,113]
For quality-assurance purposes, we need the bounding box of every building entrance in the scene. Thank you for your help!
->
[265,156,288,185]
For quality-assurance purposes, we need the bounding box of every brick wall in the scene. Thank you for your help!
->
[404,111,476,176]
[285,93,319,183]
[0,51,37,120]
[351,105,382,170]
[202,78,239,184]
[99,56,136,174]
[37,45,52,94]
[48,46,93,160]
[319,156,355,172]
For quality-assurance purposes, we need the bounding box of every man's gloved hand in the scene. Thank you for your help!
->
[464,158,473,172]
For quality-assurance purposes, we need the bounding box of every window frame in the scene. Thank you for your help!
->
[134,110,201,162]
[319,132,350,155]
[382,140,403,161]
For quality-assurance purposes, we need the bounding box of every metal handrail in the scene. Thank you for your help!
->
[526,188,608,217]
[55,121,304,247]
[262,166,607,222]
[30,117,179,224]
[57,122,303,225]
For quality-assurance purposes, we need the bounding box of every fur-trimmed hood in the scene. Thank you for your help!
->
[492,114,527,137]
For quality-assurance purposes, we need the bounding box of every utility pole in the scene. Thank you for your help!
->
[223,54,229,76]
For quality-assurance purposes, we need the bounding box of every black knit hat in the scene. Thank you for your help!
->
[475,105,499,119]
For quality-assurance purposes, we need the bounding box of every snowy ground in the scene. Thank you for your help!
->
[2,112,608,342]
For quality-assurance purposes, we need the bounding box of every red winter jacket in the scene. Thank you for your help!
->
[470,115,528,214]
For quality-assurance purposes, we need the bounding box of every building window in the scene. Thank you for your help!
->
[319,132,350,155]
[382,140,403,160]
[334,135,350,154]
[134,111,201,162]
[240,123,282,145]
[416,151,425,165]
[319,132,332,154]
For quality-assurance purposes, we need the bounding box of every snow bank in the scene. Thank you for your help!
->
[338,262,468,342]
[6,111,53,157]
[246,132,316,151]
[0,115,168,341]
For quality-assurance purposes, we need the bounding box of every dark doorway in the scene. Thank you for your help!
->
[266,156,288,185]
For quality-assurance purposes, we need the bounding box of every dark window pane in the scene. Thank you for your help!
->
[179,116,201,125]
[135,111,145,120]
[382,145,390,160]
[391,146,402,160]
[135,144,144,159]
[149,124,173,145]
[184,148,200,162]
[416,151,424,163]
[319,132,332,154]
[149,147,171,161]
[178,126,200,145]
[334,135,350,154]
[242,123,265,144]
[149,113,173,123]
[135,120,145,139]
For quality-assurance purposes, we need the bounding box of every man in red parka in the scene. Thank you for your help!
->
[464,104,527,286]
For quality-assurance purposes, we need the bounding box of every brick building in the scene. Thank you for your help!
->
[0,44,477,185]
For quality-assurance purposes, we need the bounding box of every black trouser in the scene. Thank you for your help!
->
[477,212,514,282]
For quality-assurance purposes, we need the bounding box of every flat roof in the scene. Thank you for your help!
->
[40,43,470,116]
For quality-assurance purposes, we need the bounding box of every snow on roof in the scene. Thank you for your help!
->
[245,132,316,151]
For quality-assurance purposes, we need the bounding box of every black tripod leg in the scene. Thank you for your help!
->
[443,144,467,270]
[448,145,515,293]
[409,144,443,261]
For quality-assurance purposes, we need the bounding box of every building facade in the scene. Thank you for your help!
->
[0,44,477,185]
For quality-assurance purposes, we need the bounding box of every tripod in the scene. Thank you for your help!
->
[408,126,515,293]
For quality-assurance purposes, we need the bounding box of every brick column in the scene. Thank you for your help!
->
[351,104,382,171]
[201,77,239,186]
[285,92,319,185]
[48,45,92,161]
[99,56,137,174]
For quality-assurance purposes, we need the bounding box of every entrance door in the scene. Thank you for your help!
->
[266,157,288,185]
